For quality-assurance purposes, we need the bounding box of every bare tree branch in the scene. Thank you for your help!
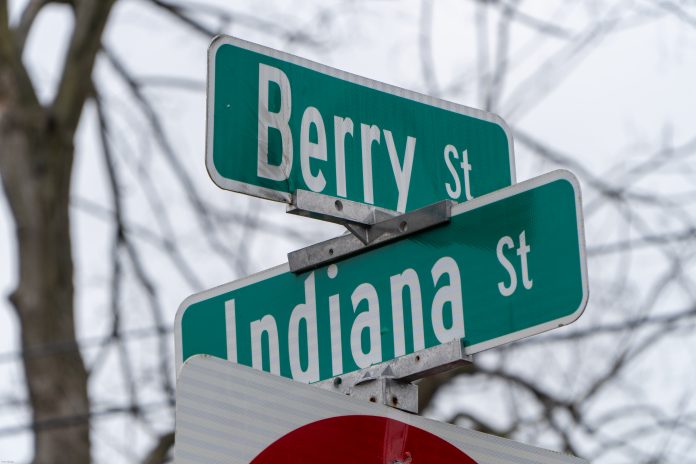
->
[142,431,174,464]
[657,1,696,29]
[485,0,515,111]
[12,0,49,52]
[0,0,39,107]
[102,46,250,276]
[149,0,217,36]
[53,0,117,132]
[419,0,440,96]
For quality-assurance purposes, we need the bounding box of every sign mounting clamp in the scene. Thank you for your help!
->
[288,198,453,273]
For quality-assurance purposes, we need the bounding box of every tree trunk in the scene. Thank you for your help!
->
[0,1,116,461]
[0,107,89,463]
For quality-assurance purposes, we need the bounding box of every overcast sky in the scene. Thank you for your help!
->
[2,1,696,462]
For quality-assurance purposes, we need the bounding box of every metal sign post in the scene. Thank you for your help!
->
[175,170,588,387]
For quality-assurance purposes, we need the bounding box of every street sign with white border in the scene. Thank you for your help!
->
[206,35,515,214]
[175,170,588,381]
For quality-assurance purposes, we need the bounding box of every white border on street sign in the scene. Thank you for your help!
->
[205,35,516,203]
[175,169,588,376]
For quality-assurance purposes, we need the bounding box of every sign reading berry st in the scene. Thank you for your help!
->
[206,35,515,213]
[175,170,588,381]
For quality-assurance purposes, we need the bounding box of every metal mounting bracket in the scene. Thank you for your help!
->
[313,339,472,414]
[287,189,398,228]
[288,198,453,273]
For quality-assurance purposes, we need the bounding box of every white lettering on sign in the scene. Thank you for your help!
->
[384,130,416,213]
[256,64,427,212]
[250,314,280,375]
[444,145,473,201]
[497,230,533,297]
[288,272,320,382]
[350,282,382,368]
[390,268,424,358]
[225,300,237,363]
[327,264,343,376]
[517,230,533,290]
[431,256,465,343]
[223,255,466,381]
[360,123,380,206]
[299,106,328,193]
[333,116,354,198]
[257,64,293,182]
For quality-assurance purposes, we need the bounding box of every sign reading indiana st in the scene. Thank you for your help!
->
[175,170,588,381]
[206,35,515,213]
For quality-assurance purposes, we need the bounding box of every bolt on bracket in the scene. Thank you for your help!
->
[313,339,472,414]
[288,194,453,273]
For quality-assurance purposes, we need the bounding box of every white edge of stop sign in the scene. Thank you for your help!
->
[174,169,588,376]
[175,355,588,464]
[204,34,516,204]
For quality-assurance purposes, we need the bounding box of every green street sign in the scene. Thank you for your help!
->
[175,170,588,381]
[206,36,515,213]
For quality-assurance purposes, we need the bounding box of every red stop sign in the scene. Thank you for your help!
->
[251,415,479,463]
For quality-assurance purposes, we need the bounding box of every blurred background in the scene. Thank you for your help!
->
[2,0,696,462]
